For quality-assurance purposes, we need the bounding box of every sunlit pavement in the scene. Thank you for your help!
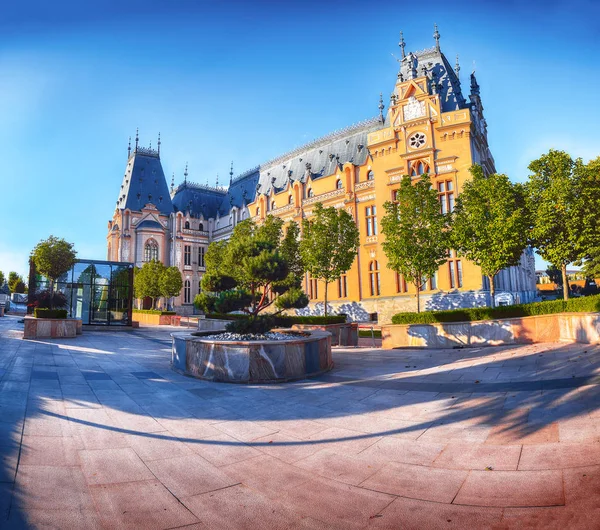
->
[1,315,600,529]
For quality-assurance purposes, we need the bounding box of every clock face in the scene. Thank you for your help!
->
[408,132,427,149]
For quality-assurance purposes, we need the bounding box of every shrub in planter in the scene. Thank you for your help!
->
[31,290,67,310]
[34,308,68,319]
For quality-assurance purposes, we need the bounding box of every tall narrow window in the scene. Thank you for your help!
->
[367,170,375,181]
[307,276,318,300]
[420,273,438,291]
[438,180,455,214]
[338,274,348,298]
[184,245,191,266]
[144,239,159,262]
[198,247,205,268]
[184,221,190,229]
[396,272,408,293]
[366,206,378,236]
[448,250,462,288]
[184,280,191,303]
[369,261,380,296]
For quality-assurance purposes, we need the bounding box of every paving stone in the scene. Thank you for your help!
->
[358,436,445,466]
[20,435,82,466]
[360,461,467,503]
[453,469,564,507]
[184,434,262,467]
[14,465,94,511]
[183,483,303,529]
[79,447,154,485]
[294,448,383,485]
[90,479,199,529]
[145,454,237,497]
[432,442,522,471]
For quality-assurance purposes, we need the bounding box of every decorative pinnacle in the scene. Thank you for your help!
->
[216,173,219,188]
[127,136,131,158]
[157,132,161,156]
[135,128,139,151]
[184,163,188,184]
[433,23,440,51]
[229,161,234,184]
[378,92,385,122]
[455,54,460,76]
[170,172,174,192]
[399,31,406,59]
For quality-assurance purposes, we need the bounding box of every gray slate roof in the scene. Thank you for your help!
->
[217,168,260,216]
[172,182,227,219]
[116,148,173,216]
[398,47,467,112]
[136,219,163,230]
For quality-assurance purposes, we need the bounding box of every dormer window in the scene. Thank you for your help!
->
[336,179,343,189]
[184,221,190,229]
[307,188,314,198]
[288,195,293,205]
[367,171,375,181]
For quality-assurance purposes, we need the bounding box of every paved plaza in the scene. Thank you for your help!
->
[1,315,600,529]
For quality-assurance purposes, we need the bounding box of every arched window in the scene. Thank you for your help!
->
[198,223,204,231]
[411,161,428,177]
[256,207,261,217]
[336,179,343,190]
[307,188,314,198]
[369,260,380,296]
[288,195,293,205]
[144,239,159,262]
[184,280,191,304]
[184,221,190,229]
[271,201,276,211]
[367,170,375,181]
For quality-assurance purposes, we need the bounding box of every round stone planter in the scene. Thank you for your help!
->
[171,329,332,383]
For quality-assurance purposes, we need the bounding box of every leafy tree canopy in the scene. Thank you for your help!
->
[526,149,581,299]
[452,165,530,303]
[381,174,449,313]
[8,272,27,293]
[0,271,4,287]
[134,260,165,309]
[159,267,183,300]
[300,203,359,316]
[31,236,77,284]
[196,216,308,332]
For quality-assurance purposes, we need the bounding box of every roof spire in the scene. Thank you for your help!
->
[399,31,406,59]
[170,172,174,193]
[455,54,460,77]
[378,92,385,123]
[433,23,440,52]
[127,136,131,158]
[184,163,188,185]
[157,132,161,156]
[135,128,139,152]
[229,161,234,185]
[216,173,219,188]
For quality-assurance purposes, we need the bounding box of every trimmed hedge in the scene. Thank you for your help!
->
[391,294,600,325]
[359,329,382,338]
[34,308,68,319]
[132,309,177,315]
[204,313,346,325]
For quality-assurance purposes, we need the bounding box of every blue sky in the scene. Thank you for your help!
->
[1,0,599,278]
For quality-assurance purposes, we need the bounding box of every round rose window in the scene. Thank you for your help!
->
[409,132,426,149]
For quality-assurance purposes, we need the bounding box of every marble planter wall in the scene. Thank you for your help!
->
[23,317,81,339]
[171,330,332,383]
[291,323,358,347]
[382,312,600,349]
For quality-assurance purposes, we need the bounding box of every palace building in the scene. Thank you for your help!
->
[107,27,536,323]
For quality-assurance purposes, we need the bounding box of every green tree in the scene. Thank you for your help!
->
[133,260,165,309]
[196,216,308,333]
[452,165,530,306]
[30,236,77,308]
[526,149,580,300]
[0,271,4,288]
[8,272,26,293]
[159,266,183,309]
[571,156,600,279]
[381,174,449,313]
[300,203,359,316]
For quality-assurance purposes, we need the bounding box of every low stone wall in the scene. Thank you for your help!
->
[24,317,81,339]
[291,323,357,347]
[381,312,600,349]
[132,312,175,326]
[171,330,332,383]
[197,319,230,332]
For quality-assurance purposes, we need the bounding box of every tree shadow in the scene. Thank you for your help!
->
[2,316,600,525]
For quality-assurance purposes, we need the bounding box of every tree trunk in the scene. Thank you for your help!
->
[488,274,496,308]
[415,277,421,313]
[562,264,569,301]
[324,280,328,317]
